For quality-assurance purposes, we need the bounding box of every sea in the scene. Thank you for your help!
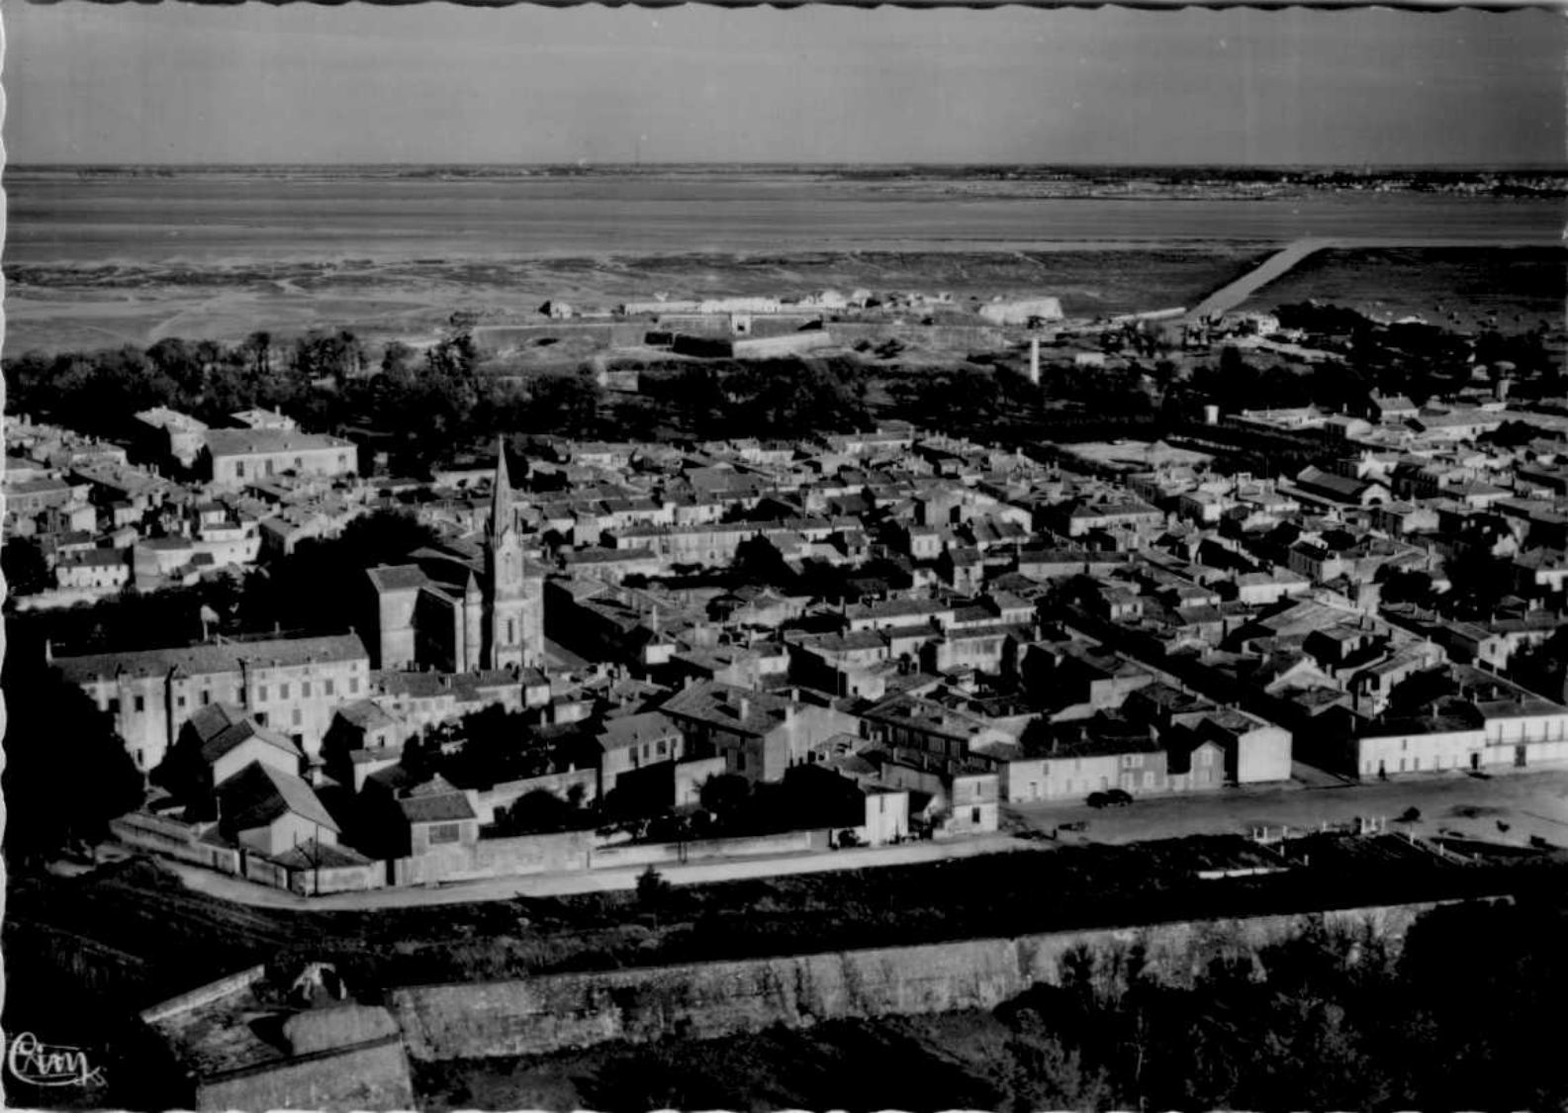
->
[7,170,1564,265]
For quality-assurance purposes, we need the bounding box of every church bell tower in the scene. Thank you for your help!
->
[485,439,529,670]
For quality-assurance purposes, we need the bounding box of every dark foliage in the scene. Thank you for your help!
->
[2,663,145,865]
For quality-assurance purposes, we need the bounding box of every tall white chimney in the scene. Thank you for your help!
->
[1029,338,1040,386]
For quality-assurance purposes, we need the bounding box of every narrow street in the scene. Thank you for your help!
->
[1002,766,1568,849]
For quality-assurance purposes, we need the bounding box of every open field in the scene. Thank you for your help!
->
[10,242,1562,359]
[4,247,1271,357]
[1238,245,1568,329]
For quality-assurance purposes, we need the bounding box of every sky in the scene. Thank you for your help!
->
[4,2,1564,166]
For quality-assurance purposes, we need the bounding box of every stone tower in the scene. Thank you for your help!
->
[485,440,530,670]
[461,570,484,672]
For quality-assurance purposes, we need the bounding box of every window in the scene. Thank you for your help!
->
[507,619,516,645]
[349,677,359,694]
[136,750,144,768]
[428,823,461,845]
[280,683,290,700]
[134,696,146,713]
[177,695,186,709]
[971,807,982,824]
[258,685,269,702]
[201,690,211,706]
[293,457,303,469]
[292,709,302,727]
[302,681,312,699]
[235,461,246,479]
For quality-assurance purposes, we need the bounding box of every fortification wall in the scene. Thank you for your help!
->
[389,899,1466,1063]
[831,322,1006,351]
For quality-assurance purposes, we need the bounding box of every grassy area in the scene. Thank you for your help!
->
[7,247,1269,356]
[1241,245,1568,330]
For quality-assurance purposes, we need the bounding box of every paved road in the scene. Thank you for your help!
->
[153,832,1032,912]
[1002,767,1568,849]
[126,768,1568,913]
[1189,238,1330,321]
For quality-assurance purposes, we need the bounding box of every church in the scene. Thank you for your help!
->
[365,443,544,673]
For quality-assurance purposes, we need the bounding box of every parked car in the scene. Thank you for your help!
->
[1104,788,1133,807]
[1086,791,1108,809]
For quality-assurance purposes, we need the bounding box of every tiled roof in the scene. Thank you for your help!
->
[55,633,368,684]
[217,761,338,833]
[205,429,353,458]
[200,719,303,766]
[366,564,430,592]
[397,776,476,824]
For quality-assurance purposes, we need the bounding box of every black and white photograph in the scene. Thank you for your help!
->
[2,0,1566,1109]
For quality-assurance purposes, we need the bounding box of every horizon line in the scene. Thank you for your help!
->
[11,160,1566,171]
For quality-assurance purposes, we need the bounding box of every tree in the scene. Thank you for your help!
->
[1000,1012,1118,1111]
[699,773,752,822]
[636,865,671,928]
[504,789,576,835]
[2,538,51,597]
[2,664,145,864]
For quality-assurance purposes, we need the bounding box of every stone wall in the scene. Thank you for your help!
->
[475,830,595,876]
[588,829,817,870]
[389,899,1479,1063]
[193,1036,414,1112]
[110,815,242,876]
[142,965,268,1026]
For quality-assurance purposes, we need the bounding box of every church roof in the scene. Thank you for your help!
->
[366,565,430,593]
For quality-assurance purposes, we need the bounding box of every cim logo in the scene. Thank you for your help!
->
[6,1032,106,1090]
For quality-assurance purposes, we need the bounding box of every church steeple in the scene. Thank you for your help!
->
[489,437,514,541]
[484,437,533,672]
